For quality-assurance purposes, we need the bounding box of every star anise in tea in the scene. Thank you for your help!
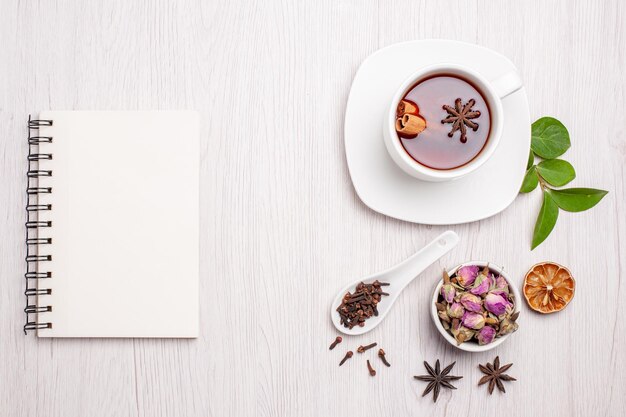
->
[441,98,481,143]
[478,356,516,394]
[414,360,462,402]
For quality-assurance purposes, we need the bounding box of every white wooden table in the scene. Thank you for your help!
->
[1,1,624,416]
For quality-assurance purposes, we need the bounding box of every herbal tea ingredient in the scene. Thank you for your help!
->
[523,262,575,313]
[357,342,377,353]
[328,336,342,350]
[337,280,390,329]
[520,117,607,249]
[395,99,426,138]
[414,360,462,403]
[437,266,519,345]
[441,98,481,143]
[378,349,391,367]
[396,99,419,117]
[334,341,391,376]
[396,113,427,139]
[339,351,353,366]
[478,356,516,394]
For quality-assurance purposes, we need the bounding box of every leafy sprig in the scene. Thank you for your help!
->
[520,117,608,250]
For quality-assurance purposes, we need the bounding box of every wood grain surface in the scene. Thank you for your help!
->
[0,1,624,416]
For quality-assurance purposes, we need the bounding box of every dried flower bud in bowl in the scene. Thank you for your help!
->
[431,261,520,353]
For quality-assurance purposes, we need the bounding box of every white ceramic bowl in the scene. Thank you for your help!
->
[430,261,520,353]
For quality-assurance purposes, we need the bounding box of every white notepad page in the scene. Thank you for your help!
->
[35,111,199,337]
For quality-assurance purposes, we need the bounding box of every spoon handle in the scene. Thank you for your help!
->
[392,231,459,289]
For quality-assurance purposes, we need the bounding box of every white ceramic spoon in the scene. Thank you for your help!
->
[330,230,459,335]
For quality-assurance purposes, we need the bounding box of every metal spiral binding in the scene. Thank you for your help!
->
[24,116,54,334]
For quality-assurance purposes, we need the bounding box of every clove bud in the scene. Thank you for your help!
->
[378,349,391,367]
[366,360,376,376]
[329,336,342,350]
[357,342,377,353]
[339,351,353,366]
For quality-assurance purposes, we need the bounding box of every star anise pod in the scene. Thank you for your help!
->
[441,98,481,143]
[413,360,462,402]
[478,356,517,394]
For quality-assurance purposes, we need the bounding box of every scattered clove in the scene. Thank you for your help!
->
[339,351,353,366]
[329,336,342,350]
[378,349,391,367]
[366,360,376,376]
[357,342,377,353]
[336,280,390,329]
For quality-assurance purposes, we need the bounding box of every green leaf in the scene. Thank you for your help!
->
[531,117,571,159]
[532,192,559,250]
[546,188,608,212]
[526,150,534,169]
[536,159,576,187]
[520,166,539,193]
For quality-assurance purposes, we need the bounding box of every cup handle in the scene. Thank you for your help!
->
[491,70,523,99]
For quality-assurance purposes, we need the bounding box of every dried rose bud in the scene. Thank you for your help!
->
[443,269,452,285]
[495,275,509,292]
[498,316,519,336]
[438,309,451,323]
[451,318,460,329]
[451,320,475,345]
[447,302,465,319]
[440,284,456,303]
[456,265,479,287]
[461,311,485,330]
[469,273,492,296]
[484,292,510,316]
[437,265,519,346]
[499,299,515,316]
[476,325,496,345]
[490,289,509,299]
[460,293,482,313]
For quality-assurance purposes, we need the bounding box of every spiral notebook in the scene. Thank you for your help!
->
[25,111,199,338]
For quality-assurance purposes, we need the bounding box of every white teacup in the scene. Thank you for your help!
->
[383,64,523,182]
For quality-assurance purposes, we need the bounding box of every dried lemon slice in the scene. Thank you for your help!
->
[523,262,575,314]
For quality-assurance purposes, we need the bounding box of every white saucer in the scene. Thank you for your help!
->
[344,40,530,225]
